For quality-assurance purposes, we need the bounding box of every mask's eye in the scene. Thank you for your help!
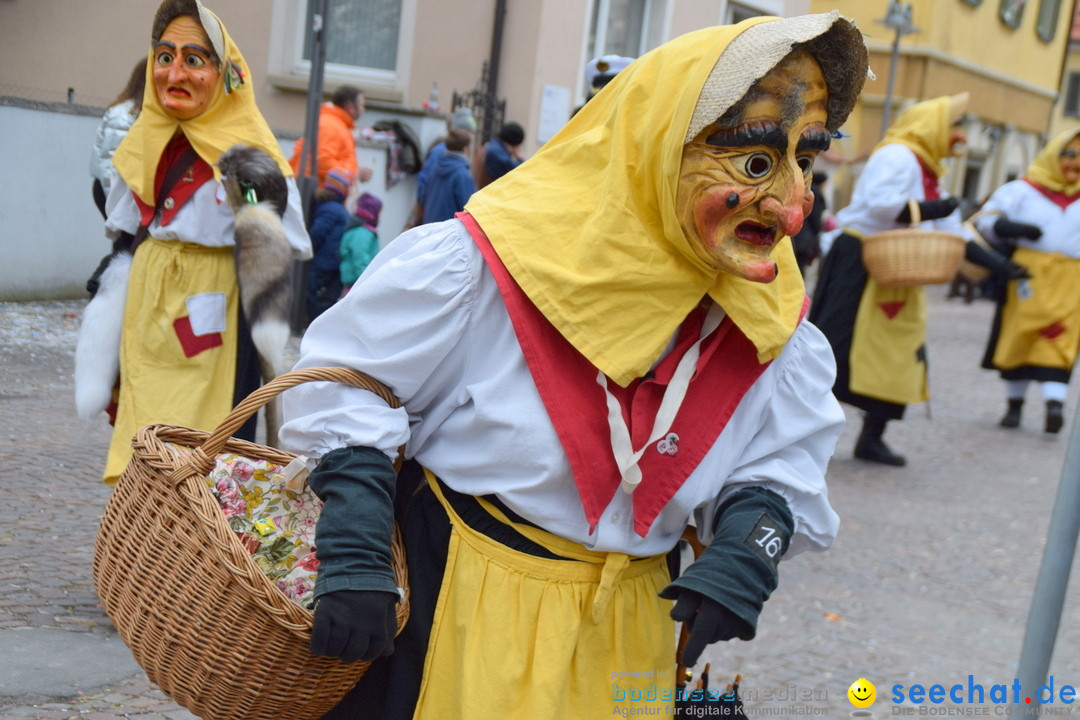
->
[184,53,206,68]
[736,152,773,180]
[796,154,815,175]
[156,50,175,66]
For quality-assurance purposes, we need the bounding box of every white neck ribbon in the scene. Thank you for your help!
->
[597,303,726,496]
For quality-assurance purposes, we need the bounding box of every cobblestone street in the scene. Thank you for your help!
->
[3,290,1080,719]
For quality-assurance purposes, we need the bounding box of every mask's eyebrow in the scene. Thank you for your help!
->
[705,124,787,152]
[154,40,212,57]
[796,130,831,153]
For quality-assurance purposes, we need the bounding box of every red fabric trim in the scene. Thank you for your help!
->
[134,134,214,227]
[173,316,223,358]
[457,212,785,536]
[915,157,941,201]
[1022,179,1080,210]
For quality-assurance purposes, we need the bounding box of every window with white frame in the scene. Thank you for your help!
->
[304,1,401,70]
[586,0,669,66]
[269,0,416,101]
[582,0,669,102]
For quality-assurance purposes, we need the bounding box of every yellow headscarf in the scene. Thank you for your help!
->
[466,13,867,386]
[1025,129,1080,195]
[876,93,968,178]
[112,2,291,206]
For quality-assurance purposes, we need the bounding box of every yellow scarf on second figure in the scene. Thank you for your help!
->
[875,93,967,179]
[1025,129,1080,195]
[112,6,292,206]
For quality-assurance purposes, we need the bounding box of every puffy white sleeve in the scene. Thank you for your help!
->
[280,221,477,462]
[103,176,140,239]
[856,144,925,226]
[283,178,313,260]
[694,319,844,557]
[975,181,1027,241]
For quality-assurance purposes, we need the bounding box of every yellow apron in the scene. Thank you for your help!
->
[849,279,929,405]
[413,472,676,719]
[993,247,1080,372]
[104,239,240,484]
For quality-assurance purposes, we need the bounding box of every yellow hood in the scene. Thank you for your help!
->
[113,5,291,206]
[876,93,968,178]
[1026,128,1080,195]
[466,13,867,386]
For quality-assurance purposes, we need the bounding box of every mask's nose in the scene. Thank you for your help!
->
[167,59,187,84]
[761,161,808,238]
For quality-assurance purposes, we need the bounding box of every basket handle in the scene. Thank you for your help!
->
[906,198,922,227]
[965,208,1003,226]
[962,209,1004,253]
[187,367,401,476]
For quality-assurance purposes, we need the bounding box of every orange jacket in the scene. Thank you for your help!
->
[289,103,358,184]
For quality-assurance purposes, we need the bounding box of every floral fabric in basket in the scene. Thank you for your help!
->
[168,444,321,609]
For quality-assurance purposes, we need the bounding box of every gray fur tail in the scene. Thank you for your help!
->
[233,201,293,375]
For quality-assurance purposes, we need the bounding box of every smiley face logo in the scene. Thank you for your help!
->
[848,678,876,708]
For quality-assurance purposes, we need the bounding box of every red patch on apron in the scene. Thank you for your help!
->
[173,316,223,358]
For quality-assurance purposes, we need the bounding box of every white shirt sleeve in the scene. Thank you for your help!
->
[280,220,477,461]
[835,144,925,235]
[103,173,312,260]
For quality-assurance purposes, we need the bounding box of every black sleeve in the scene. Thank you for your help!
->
[993,217,1042,240]
[896,197,960,223]
[308,445,399,598]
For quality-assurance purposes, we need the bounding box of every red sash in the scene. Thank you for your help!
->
[458,212,803,536]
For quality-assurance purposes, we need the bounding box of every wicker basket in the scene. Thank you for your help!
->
[861,199,965,287]
[93,367,409,720]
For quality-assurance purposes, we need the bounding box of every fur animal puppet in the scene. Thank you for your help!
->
[217,143,294,447]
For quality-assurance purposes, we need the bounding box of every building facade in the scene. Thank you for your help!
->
[810,0,1072,213]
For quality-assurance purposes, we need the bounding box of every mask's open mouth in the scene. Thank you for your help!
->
[734,221,777,247]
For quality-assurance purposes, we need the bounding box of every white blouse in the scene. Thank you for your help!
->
[976,179,1080,259]
[104,173,312,260]
[280,219,843,558]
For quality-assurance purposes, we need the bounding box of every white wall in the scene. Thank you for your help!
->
[0,104,439,301]
[0,105,105,300]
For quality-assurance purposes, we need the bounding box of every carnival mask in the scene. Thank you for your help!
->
[677,50,829,283]
[153,15,221,121]
[1061,137,1080,185]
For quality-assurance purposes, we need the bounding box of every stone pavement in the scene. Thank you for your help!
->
[0,300,197,719]
[2,292,1080,719]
